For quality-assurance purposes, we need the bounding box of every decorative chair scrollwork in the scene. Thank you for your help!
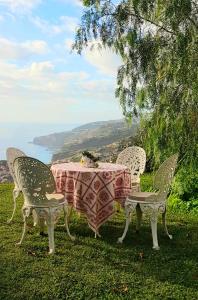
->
[13,156,75,254]
[116,146,146,212]
[6,147,26,223]
[118,154,178,250]
[116,146,146,193]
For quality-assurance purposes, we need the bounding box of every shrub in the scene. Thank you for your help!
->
[173,166,198,203]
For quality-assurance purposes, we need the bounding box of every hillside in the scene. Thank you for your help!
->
[33,120,121,150]
[33,119,139,162]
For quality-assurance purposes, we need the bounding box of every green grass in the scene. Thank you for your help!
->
[0,180,197,300]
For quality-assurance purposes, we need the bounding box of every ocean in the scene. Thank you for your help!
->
[0,123,79,163]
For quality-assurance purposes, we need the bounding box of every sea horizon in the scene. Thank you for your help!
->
[0,122,81,163]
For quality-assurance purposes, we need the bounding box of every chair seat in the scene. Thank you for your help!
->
[128,191,158,202]
[25,193,66,208]
[131,180,140,185]
[45,193,65,206]
[46,193,64,201]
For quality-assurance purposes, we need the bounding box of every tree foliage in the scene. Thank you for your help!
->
[73,0,198,200]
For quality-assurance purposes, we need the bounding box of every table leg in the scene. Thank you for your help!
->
[67,206,73,224]
[94,231,101,238]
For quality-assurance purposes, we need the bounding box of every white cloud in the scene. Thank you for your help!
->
[0,60,89,94]
[83,43,122,76]
[64,39,122,76]
[0,0,42,13]
[80,79,114,95]
[31,15,78,35]
[0,1,123,124]
[60,16,78,33]
[65,39,73,51]
[0,12,16,21]
[0,37,48,60]
[22,40,49,55]
[29,61,54,76]
[0,60,120,123]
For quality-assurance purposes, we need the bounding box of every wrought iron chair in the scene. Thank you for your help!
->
[116,146,146,192]
[14,156,75,254]
[6,147,26,223]
[116,146,146,211]
[118,154,178,250]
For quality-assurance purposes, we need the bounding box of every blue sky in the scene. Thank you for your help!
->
[0,0,123,124]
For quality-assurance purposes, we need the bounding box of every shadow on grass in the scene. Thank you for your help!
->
[59,218,198,290]
[1,185,197,299]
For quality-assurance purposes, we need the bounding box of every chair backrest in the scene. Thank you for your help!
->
[13,156,56,206]
[116,146,146,182]
[153,154,178,202]
[6,147,26,186]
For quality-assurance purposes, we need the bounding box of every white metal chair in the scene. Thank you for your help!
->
[118,154,178,250]
[14,156,75,254]
[6,147,26,223]
[116,146,146,212]
[116,146,146,192]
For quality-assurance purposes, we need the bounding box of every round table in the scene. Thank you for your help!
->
[51,162,131,234]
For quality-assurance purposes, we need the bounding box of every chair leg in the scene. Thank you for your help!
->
[162,209,172,239]
[38,216,45,235]
[136,204,142,233]
[117,206,131,243]
[16,208,28,246]
[7,188,20,223]
[32,210,39,227]
[77,212,81,218]
[46,210,55,254]
[63,205,75,241]
[150,211,160,250]
[115,202,121,213]
[94,231,101,238]
[67,205,73,224]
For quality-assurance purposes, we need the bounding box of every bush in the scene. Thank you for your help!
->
[173,167,198,203]
[140,173,154,191]
[168,194,198,215]
[141,172,198,213]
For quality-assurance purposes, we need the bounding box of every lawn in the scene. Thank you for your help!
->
[0,178,197,300]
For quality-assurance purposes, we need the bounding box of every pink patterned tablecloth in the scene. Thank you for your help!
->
[51,162,131,233]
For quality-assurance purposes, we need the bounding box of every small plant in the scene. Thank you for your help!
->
[81,151,99,162]
[81,151,99,167]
